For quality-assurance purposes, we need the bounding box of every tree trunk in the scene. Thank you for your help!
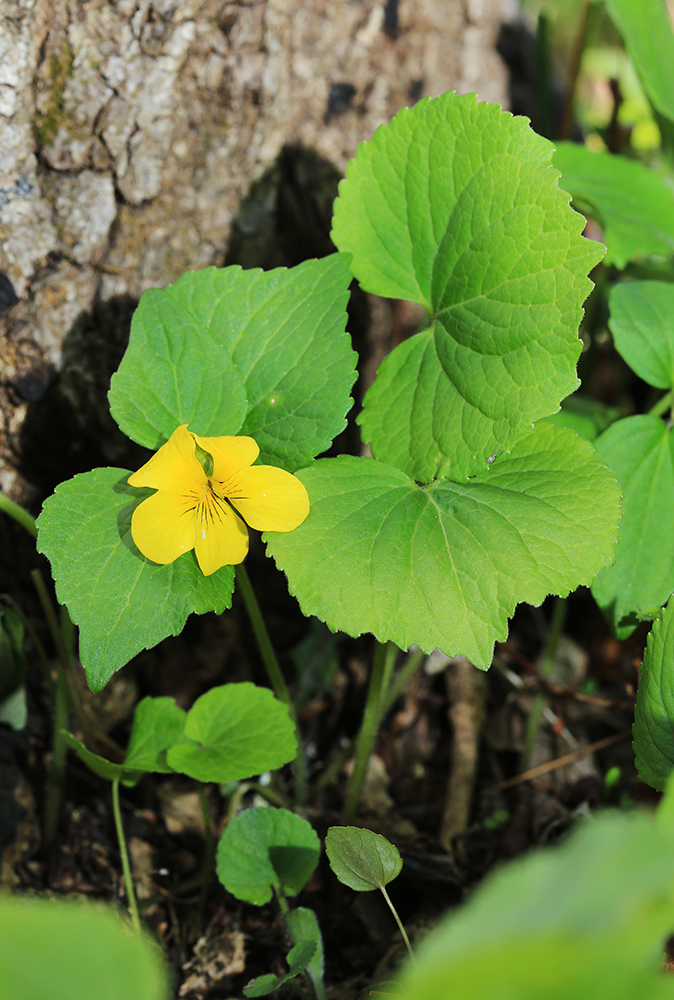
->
[0,0,516,501]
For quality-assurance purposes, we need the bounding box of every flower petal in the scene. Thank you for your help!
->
[194,496,249,574]
[193,433,259,481]
[228,466,310,532]
[131,490,198,564]
[128,425,205,492]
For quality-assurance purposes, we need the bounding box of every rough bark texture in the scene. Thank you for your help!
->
[0,0,518,502]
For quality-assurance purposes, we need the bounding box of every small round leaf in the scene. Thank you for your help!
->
[325,826,402,892]
[217,807,320,905]
[166,683,296,783]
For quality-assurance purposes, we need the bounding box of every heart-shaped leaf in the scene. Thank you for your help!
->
[166,684,296,783]
[216,807,320,905]
[268,424,621,669]
[108,256,356,471]
[332,91,602,482]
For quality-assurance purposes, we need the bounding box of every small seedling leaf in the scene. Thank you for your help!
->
[124,697,187,774]
[553,143,674,269]
[634,597,674,791]
[243,941,316,997]
[0,897,170,1000]
[216,807,320,905]
[166,683,296,782]
[333,91,601,482]
[108,256,356,472]
[609,281,674,390]
[36,468,235,689]
[287,907,325,998]
[325,826,402,892]
[592,416,674,638]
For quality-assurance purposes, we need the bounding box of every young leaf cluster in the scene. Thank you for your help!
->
[65,684,296,785]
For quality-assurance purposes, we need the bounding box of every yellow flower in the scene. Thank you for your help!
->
[128,424,309,575]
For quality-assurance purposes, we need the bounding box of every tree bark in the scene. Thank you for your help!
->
[0,0,517,501]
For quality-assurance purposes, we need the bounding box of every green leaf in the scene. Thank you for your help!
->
[605,0,674,124]
[553,142,674,269]
[287,908,326,1000]
[543,392,622,442]
[332,91,601,481]
[592,415,674,638]
[166,683,296,782]
[36,468,234,690]
[124,697,187,774]
[62,731,142,785]
[108,256,356,470]
[0,897,170,1000]
[268,424,621,670]
[609,281,674,389]
[325,826,402,892]
[634,598,674,791]
[243,941,316,997]
[398,808,674,1000]
[216,807,320,905]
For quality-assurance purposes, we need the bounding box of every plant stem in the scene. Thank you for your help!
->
[111,777,141,933]
[382,647,425,715]
[650,391,672,419]
[235,563,292,704]
[234,563,307,807]
[379,885,414,961]
[521,597,567,770]
[558,0,594,141]
[0,494,37,539]
[1,594,53,694]
[342,641,396,824]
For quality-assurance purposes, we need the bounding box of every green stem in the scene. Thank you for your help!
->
[1,594,53,694]
[558,0,593,141]
[650,390,672,419]
[521,597,567,770]
[380,885,414,961]
[0,494,37,539]
[342,641,396,824]
[273,883,292,922]
[111,778,141,933]
[310,739,354,798]
[235,563,307,808]
[382,647,425,715]
[197,785,214,929]
[534,11,553,140]
[235,563,291,704]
